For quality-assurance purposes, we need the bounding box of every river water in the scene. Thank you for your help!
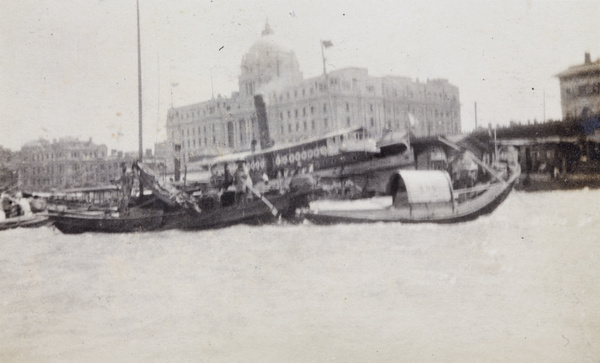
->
[1,189,599,362]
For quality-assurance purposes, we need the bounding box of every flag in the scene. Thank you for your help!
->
[322,40,333,48]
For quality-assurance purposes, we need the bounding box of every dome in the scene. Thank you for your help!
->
[238,21,303,96]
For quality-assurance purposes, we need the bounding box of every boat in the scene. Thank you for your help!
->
[47,1,169,234]
[136,159,316,230]
[302,166,520,224]
[49,207,167,234]
[1,191,51,231]
[301,139,521,224]
[0,214,50,231]
[161,188,312,230]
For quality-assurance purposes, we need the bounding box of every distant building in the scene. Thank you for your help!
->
[165,22,460,170]
[16,137,133,191]
[557,52,600,120]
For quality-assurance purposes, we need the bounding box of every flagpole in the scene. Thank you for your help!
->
[320,40,327,76]
[321,40,337,131]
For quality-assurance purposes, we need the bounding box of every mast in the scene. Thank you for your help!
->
[137,0,143,160]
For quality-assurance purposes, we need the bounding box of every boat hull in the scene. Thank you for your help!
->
[0,214,50,231]
[50,209,165,234]
[163,190,310,230]
[303,176,518,225]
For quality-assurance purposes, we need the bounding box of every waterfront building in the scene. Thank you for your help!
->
[164,22,460,169]
[16,137,134,191]
[557,52,600,120]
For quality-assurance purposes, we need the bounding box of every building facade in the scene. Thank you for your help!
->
[557,52,600,120]
[165,23,460,168]
[17,137,134,191]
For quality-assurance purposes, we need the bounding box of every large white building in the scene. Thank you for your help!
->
[165,22,461,168]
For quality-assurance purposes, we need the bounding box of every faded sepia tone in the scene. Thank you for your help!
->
[1,1,599,362]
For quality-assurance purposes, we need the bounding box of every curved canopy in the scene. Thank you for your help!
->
[394,170,453,204]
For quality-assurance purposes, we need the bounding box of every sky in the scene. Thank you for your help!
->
[0,0,598,152]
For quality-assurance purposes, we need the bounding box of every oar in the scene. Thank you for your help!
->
[438,137,508,186]
[242,178,279,217]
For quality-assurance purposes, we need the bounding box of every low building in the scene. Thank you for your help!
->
[557,52,600,120]
[16,137,134,191]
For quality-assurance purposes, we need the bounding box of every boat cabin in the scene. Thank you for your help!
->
[387,170,455,216]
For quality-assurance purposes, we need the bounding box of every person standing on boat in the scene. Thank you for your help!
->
[234,160,252,202]
[117,163,134,215]
[0,192,11,219]
[222,164,233,191]
[15,192,32,217]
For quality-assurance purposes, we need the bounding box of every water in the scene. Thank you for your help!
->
[1,190,599,362]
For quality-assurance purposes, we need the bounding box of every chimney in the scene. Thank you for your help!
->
[585,52,591,64]
[254,95,272,150]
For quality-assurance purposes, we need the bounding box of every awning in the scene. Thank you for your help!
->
[395,170,453,204]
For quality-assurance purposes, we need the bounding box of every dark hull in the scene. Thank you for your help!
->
[303,175,519,225]
[0,214,50,231]
[50,209,165,234]
[163,191,309,230]
[50,190,311,233]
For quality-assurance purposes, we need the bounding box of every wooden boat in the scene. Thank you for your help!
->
[137,161,315,230]
[160,188,311,230]
[49,207,167,234]
[0,214,50,231]
[47,2,169,235]
[302,165,520,224]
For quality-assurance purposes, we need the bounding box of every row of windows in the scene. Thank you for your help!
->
[564,83,600,98]
[26,174,111,188]
[274,100,459,123]
[281,120,319,134]
[25,162,123,176]
[25,150,105,162]
[171,99,255,121]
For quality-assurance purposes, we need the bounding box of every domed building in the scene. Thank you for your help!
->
[238,21,303,97]
[164,22,461,172]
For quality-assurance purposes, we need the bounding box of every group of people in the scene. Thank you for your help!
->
[223,161,255,203]
[0,191,33,221]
